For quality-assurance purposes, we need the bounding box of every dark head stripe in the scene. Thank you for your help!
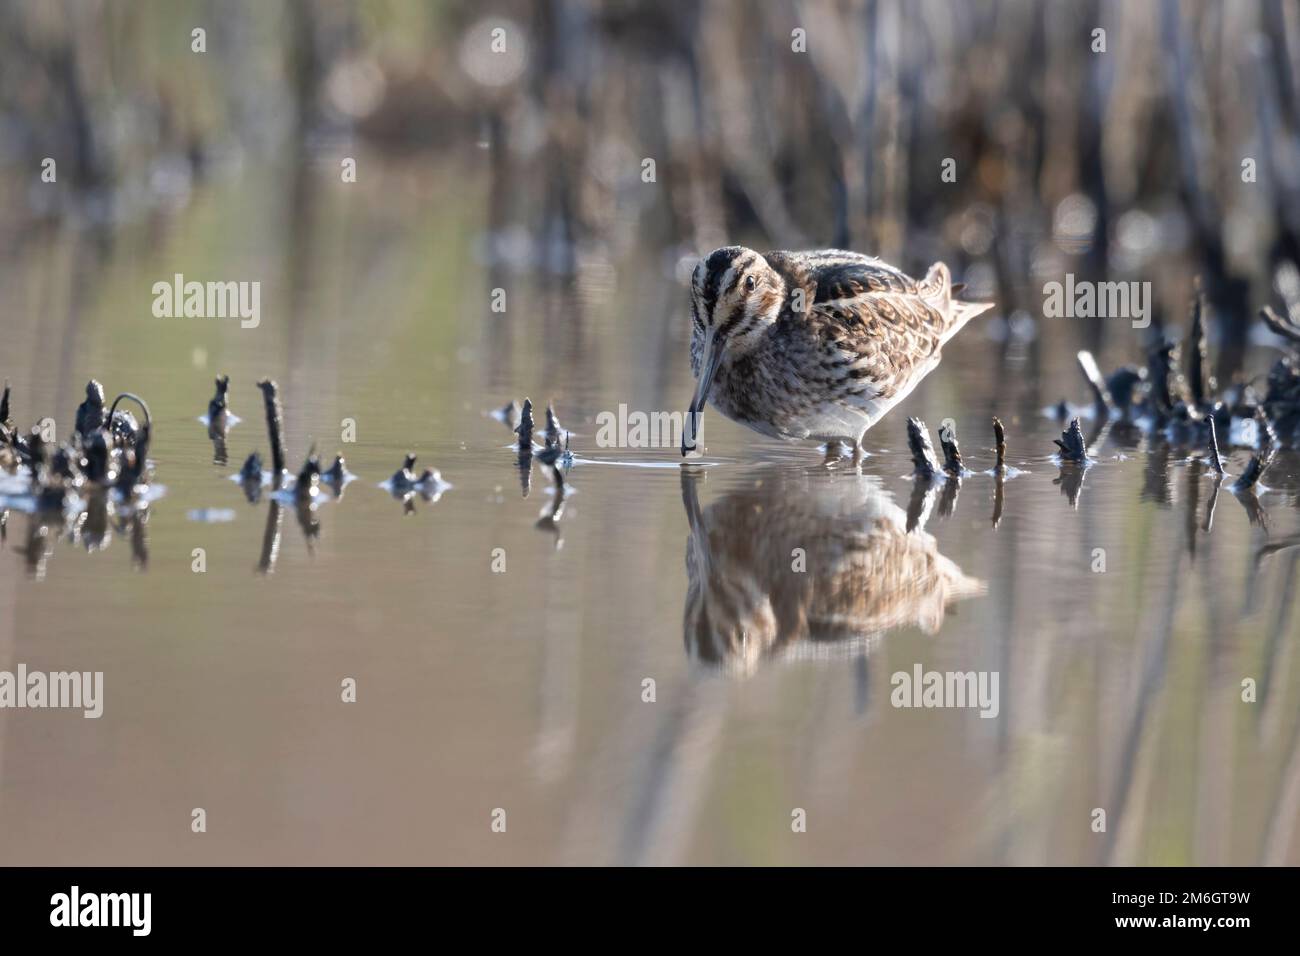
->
[702,247,747,320]
[720,252,756,299]
[715,301,749,338]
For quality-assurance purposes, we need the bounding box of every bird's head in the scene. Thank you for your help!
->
[682,246,785,455]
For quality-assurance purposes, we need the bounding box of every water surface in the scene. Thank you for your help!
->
[2,161,1298,865]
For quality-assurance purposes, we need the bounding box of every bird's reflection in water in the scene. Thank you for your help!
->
[682,467,985,678]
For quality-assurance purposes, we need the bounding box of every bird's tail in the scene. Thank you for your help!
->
[920,261,995,339]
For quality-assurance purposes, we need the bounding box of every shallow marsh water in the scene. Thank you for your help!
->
[1,160,1299,866]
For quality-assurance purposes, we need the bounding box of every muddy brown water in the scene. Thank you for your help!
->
[1,166,1298,865]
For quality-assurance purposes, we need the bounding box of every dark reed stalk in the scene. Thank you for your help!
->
[209,375,230,421]
[938,419,963,476]
[906,417,939,480]
[109,392,152,489]
[74,380,106,440]
[323,455,346,486]
[257,379,287,477]
[515,397,534,451]
[544,402,565,449]
[1204,414,1225,476]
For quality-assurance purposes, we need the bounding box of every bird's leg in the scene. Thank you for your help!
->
[853,423,875,464]
[821,438,858,465]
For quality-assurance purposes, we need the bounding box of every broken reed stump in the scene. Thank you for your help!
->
[515,398,535,452]
[544,402,565,449]
[257,379,287,477]
[1203,414,1225,476]
[1054,418,1088,462]
[906,417,940,480]
[1067,291,1299,445]
[938,419,963,476]
[208,375,231,430]
[1051,416,1088,507]
[202,374,230,465]
[988,417,1008,528]
[18,382,157,508]
[74,380,107,440]
[514,398,535,498]
[323,455,347,487]
[389,453,419,490]
[109,392,152,491]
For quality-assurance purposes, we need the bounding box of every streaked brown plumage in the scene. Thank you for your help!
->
[682,468,985,677]
[683,247,994,455]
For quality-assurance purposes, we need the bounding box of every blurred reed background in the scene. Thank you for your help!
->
[3,0,1299,351]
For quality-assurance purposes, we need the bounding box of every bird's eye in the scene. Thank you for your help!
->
[744,274,757,292]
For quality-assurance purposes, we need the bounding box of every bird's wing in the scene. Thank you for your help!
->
[764,249,921,302]
[804,253,922,301]
[765,251,990,400]
[815,293,950,401]
[781,254,985,343]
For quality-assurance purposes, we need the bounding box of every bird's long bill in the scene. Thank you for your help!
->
[682,332,723,457]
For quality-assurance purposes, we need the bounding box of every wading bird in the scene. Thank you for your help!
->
[682,247,993,458]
